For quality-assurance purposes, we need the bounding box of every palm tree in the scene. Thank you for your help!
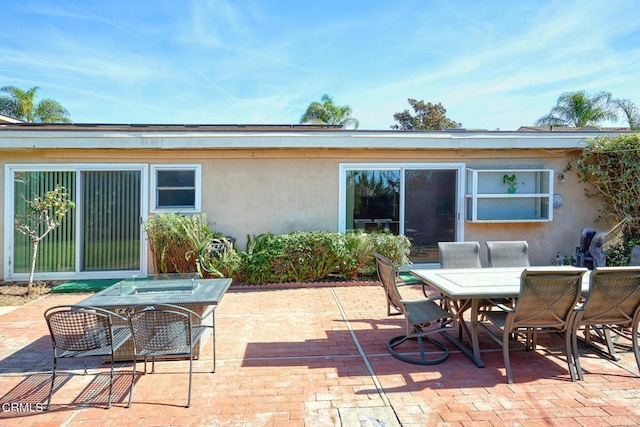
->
[612,98,640,130]
[0,86,71,123]
[300,94,359,129]
[535,91,617,128]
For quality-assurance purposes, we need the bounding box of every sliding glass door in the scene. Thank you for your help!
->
[403,169,458,263]
[340,163,464,264]
[7,165,147,279]
[81,170,141,271]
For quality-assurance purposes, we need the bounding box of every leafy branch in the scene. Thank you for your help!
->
[14,185,75,293]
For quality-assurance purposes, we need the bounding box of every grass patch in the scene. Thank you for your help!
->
[51,279,119,294]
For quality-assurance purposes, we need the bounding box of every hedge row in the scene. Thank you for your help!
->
[144,213,411,285]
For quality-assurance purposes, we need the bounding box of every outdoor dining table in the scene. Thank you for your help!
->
[410,267,590,368]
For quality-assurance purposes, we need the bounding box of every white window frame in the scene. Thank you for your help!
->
[4,163,149,281]
[150,164,202,213]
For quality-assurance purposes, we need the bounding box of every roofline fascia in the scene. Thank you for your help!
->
[0,128,634,151]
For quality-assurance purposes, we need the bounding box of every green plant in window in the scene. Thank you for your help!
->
[502,174,523,194]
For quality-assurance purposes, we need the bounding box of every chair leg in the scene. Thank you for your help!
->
[46,357,57,410]
[387,333,449,365]
[126,357,136,408]
[571,317,585,381]
[565,329,577,382]
[212,316,216,373]
[503,329,513,384]
[602,327,621,361]
[107,357,115,408]
[633,323,640,374]
[187,354,193,407]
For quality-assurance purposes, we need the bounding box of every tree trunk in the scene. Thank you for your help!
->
[27,239,40,296]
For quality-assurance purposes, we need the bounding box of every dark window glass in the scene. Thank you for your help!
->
[157,170,195,187]
[156,170,196,208]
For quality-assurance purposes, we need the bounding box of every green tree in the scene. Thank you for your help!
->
[14,185,75,294]
[571,134,640,241]
[391,99,461,130]
[300,94,359,129]
[0,85,71,123]
[611,98,640,130]
[535,91,617,128]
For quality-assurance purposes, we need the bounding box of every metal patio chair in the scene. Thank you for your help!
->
[486,241,530,267]
[126,304,213,408]
[439,241,501,323]
[481,267,588,384]
[44,305,132,409]
[374,252,455,365]
[438,241,482,269]
[375,254,424,316]
[571,267,640,380]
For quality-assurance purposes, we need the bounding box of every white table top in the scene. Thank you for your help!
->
[410,267,590,300]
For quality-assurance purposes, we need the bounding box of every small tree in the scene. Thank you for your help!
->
[14,185,75,294]
[391,99,461,130]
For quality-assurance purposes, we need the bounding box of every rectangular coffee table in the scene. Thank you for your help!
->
[77,274,232,361]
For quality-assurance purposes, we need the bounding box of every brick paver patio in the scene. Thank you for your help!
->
[1,282,639,426]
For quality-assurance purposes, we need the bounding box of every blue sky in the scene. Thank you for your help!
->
[2,0,639,130]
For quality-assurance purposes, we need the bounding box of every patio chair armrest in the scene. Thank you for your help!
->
[129,303,204,320]
[74,305,129,322]
[400,278,423,285]
[401,297,444,306]
[485,300,514,313]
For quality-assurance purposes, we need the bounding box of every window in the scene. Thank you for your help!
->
[5,164,147,280]
[339,163,465,264]
[151,165,201,212]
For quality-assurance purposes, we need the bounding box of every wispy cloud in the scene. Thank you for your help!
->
[1,0,638,128]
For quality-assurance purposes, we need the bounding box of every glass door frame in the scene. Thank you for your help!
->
[338,162,466,265]
[4,163,149,281]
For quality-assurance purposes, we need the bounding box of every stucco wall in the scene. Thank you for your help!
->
[0,144,607,279]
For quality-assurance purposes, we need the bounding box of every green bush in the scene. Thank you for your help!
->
[144,218,413,285]
[144,213,226,274]
[233,230,411,285]
[572,134,640,239]
[606,236,640,266]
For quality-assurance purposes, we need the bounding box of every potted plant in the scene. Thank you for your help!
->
[502,173,523,194]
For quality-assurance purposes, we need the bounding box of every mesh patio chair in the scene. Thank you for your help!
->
[482,267,588,384]
[44,305,132,409]
[374,252,455,365]
[438,241,482,268]
[126,304,213,408]
[439,241,501,323]
[571,267,640,380]
[486,241,530,267]
[374,254,424,316]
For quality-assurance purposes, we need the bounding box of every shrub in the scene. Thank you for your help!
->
[144,213,225,274]
[340,230,374,279]
[572,134,640,239]
[144,219,413,285]
[606,236,640,266]
[234,230,411,285]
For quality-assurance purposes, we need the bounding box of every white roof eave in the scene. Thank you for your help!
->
[0,129,623,151]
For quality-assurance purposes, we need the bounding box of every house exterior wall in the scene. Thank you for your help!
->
[1,141,606,277]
